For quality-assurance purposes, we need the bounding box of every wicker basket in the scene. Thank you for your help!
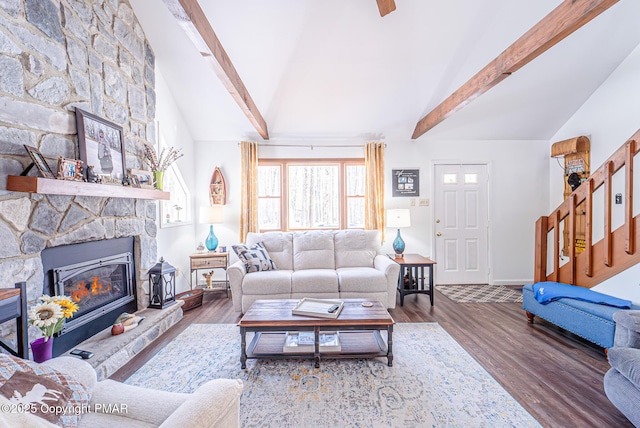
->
[176,288,204,311]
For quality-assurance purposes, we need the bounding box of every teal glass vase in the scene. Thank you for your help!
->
[205,225,218,251]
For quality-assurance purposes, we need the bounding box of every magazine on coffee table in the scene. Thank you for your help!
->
[283,331,341,353]
[292,298,344,319]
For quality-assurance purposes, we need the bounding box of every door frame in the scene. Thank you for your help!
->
[431,160,493,285]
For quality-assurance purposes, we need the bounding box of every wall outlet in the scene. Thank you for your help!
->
[410,198,416,206]
[419,199,429,206]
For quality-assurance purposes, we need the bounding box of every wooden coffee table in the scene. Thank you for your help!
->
[238,298,395,368]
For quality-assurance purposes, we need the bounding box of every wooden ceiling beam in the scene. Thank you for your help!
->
[411,0,619,140]
[162,0,269,140]
[376,0,396,17]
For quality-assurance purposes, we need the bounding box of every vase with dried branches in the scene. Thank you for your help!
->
[143,145,183,190]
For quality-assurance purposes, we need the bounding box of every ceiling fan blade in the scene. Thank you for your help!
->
[376,0,396,17]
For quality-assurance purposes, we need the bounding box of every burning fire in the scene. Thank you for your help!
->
[71,277,112,303]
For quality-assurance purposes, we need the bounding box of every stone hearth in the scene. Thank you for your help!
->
[61,302,183,381]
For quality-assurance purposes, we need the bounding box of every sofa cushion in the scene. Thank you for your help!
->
[242,270,293,295]
[291,269,339,294]
[246,232,293,271]
[233,242,277,273]
[0,371,72,425]
[0,354,91,428]
[293,231,335,270]
[608,347,640,389]
[337,267,388,292]
[334,230,379,269]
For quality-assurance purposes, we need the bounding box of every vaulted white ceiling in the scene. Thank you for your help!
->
[130,0,640,143]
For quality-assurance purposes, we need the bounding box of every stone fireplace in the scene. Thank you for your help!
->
[0,0,185,378]
[41,237,138,357]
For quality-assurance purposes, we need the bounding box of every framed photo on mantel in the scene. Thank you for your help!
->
[75,108,126,181]
[392,169,420,197]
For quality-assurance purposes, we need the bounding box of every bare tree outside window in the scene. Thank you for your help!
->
[258,165,281,229]
[258,160,365,231]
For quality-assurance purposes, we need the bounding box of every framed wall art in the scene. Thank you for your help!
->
[23,145,55,179]
[392,169,420,197]
[75,108,126,181]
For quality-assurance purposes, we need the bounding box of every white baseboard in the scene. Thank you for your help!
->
[491,279,532,286]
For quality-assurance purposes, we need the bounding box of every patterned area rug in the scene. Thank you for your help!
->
[126,323,539,427]
[438,284,523,303]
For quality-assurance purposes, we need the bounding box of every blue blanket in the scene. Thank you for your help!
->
[533,281,632,308]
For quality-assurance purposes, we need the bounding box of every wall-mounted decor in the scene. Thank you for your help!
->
[210,166,226,205]
[56,157,84,181]
[75,108,126,181]
[392,169,419,197]
[22,145,55,179]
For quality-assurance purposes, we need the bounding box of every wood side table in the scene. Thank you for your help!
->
[189,252,229,297]
[389,254,436,306]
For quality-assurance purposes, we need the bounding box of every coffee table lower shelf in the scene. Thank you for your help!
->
[244,330,390,368]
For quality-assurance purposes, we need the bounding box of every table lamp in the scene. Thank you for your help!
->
[200,206,224,251]
[387,209,411,258]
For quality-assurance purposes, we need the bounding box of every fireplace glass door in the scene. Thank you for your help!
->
[53,252,134,333]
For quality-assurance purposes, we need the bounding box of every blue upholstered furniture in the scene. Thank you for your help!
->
[522,283,619,349]
[604,310,640,427]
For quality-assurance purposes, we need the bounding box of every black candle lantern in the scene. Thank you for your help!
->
[148,257,176,309]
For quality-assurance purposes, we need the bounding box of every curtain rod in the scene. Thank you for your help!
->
[238,143,386,149]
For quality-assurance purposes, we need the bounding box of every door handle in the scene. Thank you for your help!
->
[436,232,442,236]
[435,219,441,223]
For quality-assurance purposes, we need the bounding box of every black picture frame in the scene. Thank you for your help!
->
[23,145,55,179]
[392,169,420,197]
[75,108,126,181]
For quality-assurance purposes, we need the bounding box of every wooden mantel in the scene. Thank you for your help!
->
[7,176,170,200]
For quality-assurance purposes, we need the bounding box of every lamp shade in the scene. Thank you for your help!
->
[200,205,224,224]
[387,209,411,228]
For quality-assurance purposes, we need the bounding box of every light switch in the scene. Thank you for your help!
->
[419,199,429,206]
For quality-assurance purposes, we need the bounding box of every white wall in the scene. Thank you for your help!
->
[155,71,197,293]
[549,43,640,304]
[193,138,549,286]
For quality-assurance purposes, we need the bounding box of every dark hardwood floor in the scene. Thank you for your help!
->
[111,290,632,428]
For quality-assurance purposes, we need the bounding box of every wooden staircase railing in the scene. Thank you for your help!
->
[534,128,640,287]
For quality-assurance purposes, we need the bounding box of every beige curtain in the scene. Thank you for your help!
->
[364,142,385,242]
[239,141,259,242]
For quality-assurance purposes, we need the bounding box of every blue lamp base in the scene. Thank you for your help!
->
[392,229,405,257]
[205,225,218,251]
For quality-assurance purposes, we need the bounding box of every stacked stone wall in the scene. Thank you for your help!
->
[0,0,158,343]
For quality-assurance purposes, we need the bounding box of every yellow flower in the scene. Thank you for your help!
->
[51,296,79,318]
[29,295,80,339]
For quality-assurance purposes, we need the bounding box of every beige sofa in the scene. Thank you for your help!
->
[0,355,242,428]
[228,230,400,313]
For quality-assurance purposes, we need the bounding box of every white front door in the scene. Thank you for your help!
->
[434,163,489,284]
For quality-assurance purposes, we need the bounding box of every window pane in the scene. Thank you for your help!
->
[288,165,339,229]
[443,173,457,184]
[258,198,280,229]
[258,165,280,197]
[346,165,365,196]
[347,197,365,228]
[464,173,478,184]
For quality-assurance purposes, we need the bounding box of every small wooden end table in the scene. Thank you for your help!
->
[189,252,229,297]
[389,254,436,306]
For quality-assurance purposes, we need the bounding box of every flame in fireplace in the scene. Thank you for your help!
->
[71,277,113,302]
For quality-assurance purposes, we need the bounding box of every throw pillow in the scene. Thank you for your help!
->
[233,242,277,273]
[0,371,72,424]
[0,354,91,428]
